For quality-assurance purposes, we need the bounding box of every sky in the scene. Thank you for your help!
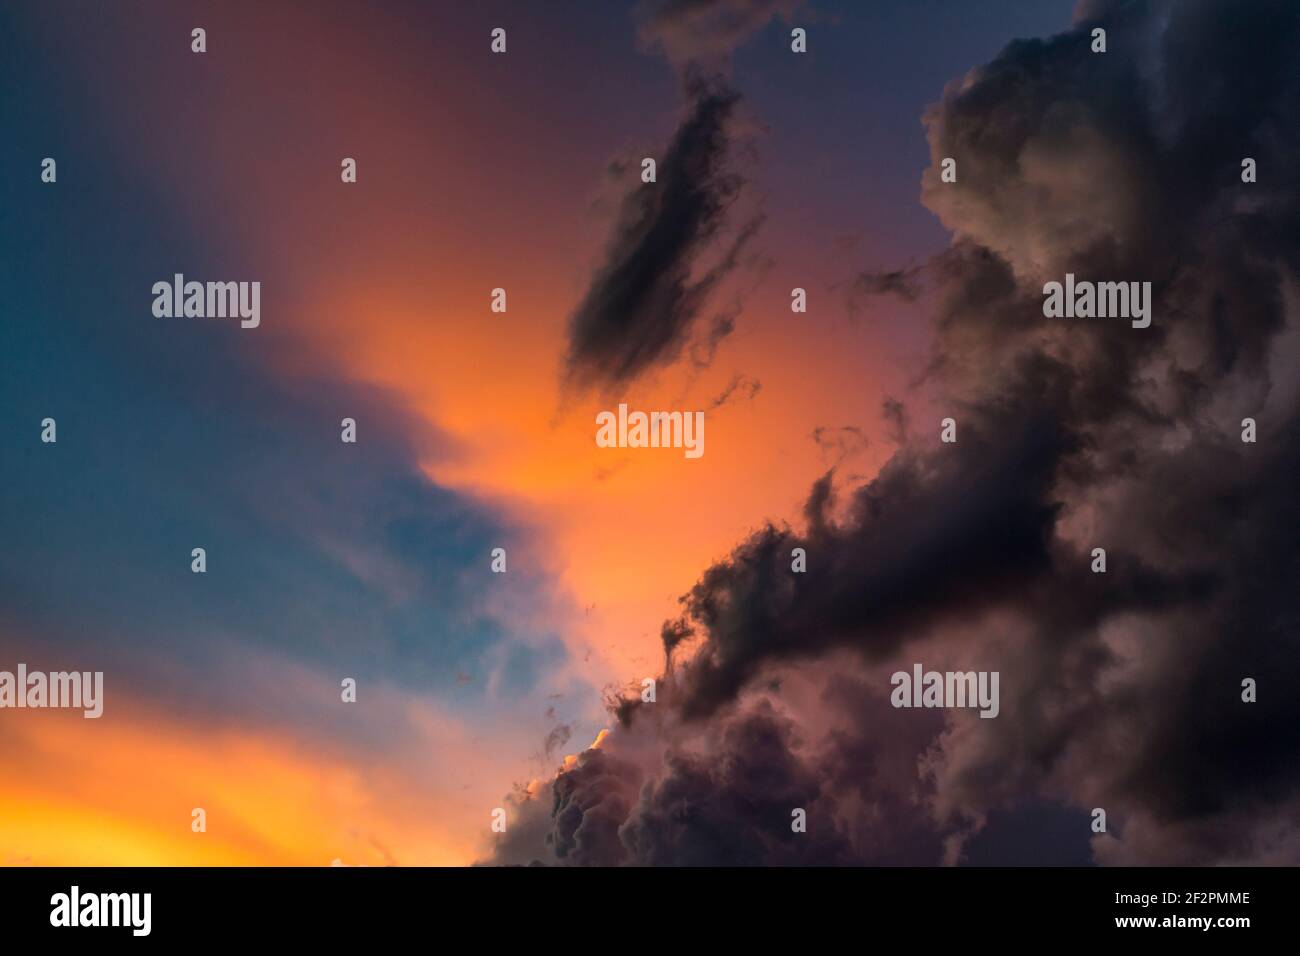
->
[3,0,1298,867]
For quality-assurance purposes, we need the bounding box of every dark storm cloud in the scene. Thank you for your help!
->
[666,388,1215,723]
[489,747,644,867]
[495,0,1300,865]
[493,673,959,866]
[618,701,855,865]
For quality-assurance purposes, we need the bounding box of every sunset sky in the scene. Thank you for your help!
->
[5,0,1298,868]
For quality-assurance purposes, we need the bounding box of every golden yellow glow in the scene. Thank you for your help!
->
[0,706,474,867]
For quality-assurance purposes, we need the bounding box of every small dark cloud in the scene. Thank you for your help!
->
[562,0,791,395]
[881,398,909,445]
[709,373,762,410]
[853,267,922,302]
[637,0,805,71]
[562,77,758,392]
[810,424,867,463]
[541,722,573,764]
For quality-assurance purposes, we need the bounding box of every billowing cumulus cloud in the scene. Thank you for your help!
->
[491,0,1300,866]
